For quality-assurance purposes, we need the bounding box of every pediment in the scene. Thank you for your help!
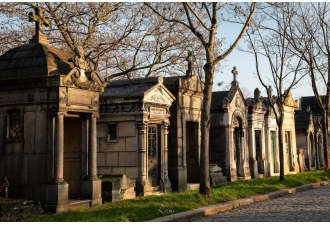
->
[61,67,107,92]
[144,84,175,106]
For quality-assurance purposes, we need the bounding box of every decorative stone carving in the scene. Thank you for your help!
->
[186,51,196,77]
[61,69,106,92]
[145,88,171,105]
[28,6,50,44]
[59,90,67,103]
[254,88,261,101]
[232,109,246,127]
[235,94,241,107]
[232,66,238,81]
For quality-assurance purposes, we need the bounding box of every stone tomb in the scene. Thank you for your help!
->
[163,73,204,191]
[209,69,251,181]
[246,88,268,178]
[0,7,106,213]
[97,77,175,196]
[295,108,324,171]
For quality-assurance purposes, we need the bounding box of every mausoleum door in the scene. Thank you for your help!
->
[233,127,241,176]
[148,125,159,187]
[64,116,82,199]
[186,121,199,183]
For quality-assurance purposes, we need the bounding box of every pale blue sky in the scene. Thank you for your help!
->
[212,8,316,100]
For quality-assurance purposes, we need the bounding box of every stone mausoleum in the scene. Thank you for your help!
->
[97,77,175,196]
[0,7,106,212]
[164,52,204,191]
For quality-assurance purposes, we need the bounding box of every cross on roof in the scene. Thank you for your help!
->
[29,7,50,36]
[186,51,196,71]
[232,66,238,81]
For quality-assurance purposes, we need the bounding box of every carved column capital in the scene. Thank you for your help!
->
[136,120,149,128]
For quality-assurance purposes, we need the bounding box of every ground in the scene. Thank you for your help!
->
[194,185,330,222]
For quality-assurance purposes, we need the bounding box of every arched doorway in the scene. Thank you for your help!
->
[232,112,244,178]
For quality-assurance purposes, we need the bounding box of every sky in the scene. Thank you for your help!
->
[211,7,316,100]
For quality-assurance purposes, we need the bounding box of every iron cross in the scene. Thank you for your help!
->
[29,6,50,35]
[232,66,238,81]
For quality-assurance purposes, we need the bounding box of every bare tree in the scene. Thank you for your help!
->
[0,2,198,79]
[283,2,330,169]
[146,2,256,196]
[244,4,306,180]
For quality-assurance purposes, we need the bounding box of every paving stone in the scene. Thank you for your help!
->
[194,185,330,222]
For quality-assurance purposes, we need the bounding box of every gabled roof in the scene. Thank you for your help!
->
[101,77,175,104]
[211,84,247,111]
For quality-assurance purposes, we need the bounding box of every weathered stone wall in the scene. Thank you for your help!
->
[0,88,50,201]
[97,118,139,179]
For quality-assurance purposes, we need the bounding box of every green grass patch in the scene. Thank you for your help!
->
[100,174,122,183]
[19,170,330,222]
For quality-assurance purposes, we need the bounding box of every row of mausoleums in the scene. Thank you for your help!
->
[0,34,326,213]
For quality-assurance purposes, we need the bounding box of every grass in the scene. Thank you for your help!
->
[18,170,330,222]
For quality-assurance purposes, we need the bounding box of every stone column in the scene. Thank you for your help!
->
[81,113,102,206]
[47,112,69,213]
[137,121,148,183]
[88,114,98,180]
[53,112,65,183]
[160,121,171,193]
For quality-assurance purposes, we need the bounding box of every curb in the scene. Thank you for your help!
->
[148,180,330,222]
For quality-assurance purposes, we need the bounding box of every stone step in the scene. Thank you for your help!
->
[187,183,200,190]
[68,199,91,209]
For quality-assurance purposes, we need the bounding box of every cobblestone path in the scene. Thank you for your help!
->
[195,185,330,222]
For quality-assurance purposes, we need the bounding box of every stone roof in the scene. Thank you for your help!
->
[300,96,325,117]
[0,43,73,80]
[163,76,185,87]
[211,91,230,110]
[294,110,312,131]
[101,77,159,98]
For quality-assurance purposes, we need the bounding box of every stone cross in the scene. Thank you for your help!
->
[186,51,196,72]
[232,66,238,81]
[268,85,273,97]
[29,7,50,36]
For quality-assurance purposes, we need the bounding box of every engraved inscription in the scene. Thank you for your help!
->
[150,107,165,119]
[68,94,91,105]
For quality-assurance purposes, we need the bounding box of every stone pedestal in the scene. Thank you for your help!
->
[45,183,69,213]
[81,180,102,206]
[249,159,258,178]
[298,149,308,172]
[209,164,227,186]
[293,154,300,173]
[159,178,172,193]
[135,180,154,196]
[102,175,136,202]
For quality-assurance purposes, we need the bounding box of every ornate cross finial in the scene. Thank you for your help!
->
[254,87,261,101]
[186,51,196,77]
[232,66,238,81]
[29,6,50,44]
[268,85,273,97]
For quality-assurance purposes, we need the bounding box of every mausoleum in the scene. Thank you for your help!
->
[0,7,106,212]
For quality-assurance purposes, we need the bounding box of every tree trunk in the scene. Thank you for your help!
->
[322,111,330,169]
[199,63,214,197]
[278,116,285,181]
